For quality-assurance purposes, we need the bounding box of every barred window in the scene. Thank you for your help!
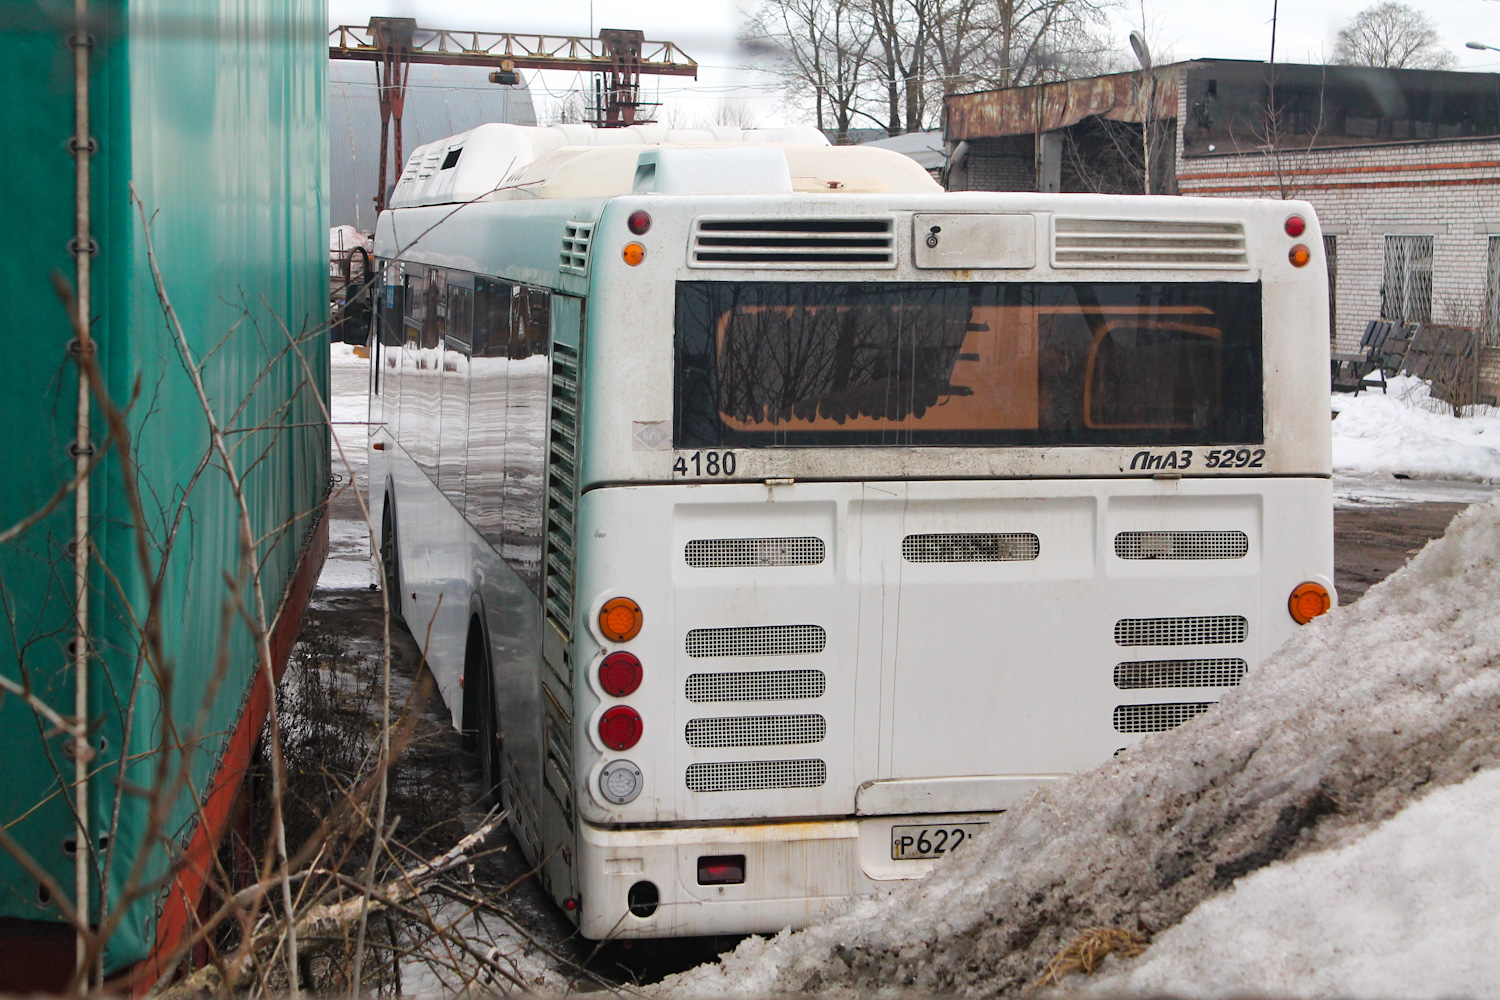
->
[1382,235,1432,326]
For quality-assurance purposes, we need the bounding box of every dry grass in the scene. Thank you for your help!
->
[1032,927,1149,989]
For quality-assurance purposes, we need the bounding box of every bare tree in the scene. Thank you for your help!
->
[707,97,760,128]
[742,0,875,141]
[745,0,1118,137]
[1333,1,1457,70]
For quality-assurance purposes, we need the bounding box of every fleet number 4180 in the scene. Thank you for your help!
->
[673,450,738,477]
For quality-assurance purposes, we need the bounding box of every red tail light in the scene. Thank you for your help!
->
[1285,214,1306,237]
[600,651,643,697]
[697,855,746,885]
[600,706,643,750]
[627,210,652,235]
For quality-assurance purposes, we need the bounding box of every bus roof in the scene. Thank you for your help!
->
[389,122,942,208]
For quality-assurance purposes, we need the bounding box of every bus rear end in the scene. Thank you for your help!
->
[561,184,1331,938]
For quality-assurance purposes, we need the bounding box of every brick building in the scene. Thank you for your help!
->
[943,60,1500,358]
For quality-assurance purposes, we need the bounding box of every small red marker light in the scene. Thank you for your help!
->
[600,706,643,750]
[563,897,578,911]
[627,210,652,235]
[600,651,643,697]
[1285,214,1306,237]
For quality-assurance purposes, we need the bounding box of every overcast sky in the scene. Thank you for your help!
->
[328,0,1500,128]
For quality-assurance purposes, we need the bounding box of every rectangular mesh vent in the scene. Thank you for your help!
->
[686,624,827,658]
[690,218,895,268]
[1115,616,1247,646]
[560,222,592,275]
[903,532,1040,563]
[1114,658,1247,690]
[686,669,827,702]
[686,759,827,792]
[543,343,580,640]
[1054,218,1248,269]
[1115,531,1249,560]
[685,537,826,568]
[685,714,826,748]
[1114,702,1215,733]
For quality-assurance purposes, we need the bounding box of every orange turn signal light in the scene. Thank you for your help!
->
[1289,244,1311,267]
[600,597,643,642]
[622,242,646,266]
[1288,582,1331,624]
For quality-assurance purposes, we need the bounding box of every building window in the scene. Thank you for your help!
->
[1382,235,1433,325]
[1323,234,1338,342]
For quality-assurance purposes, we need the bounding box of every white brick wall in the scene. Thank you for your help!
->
[1176,137,1500,352]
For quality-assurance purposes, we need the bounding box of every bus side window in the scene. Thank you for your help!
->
[465,277,513,548]
[404,270,425,346]
[379,261,404,347]
[425,267,446,350]
[503,283,551,594]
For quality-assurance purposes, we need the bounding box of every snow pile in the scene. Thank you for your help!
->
[1084,767,1500,998]
[660,497,1500,998]
[1332,376,1500,482]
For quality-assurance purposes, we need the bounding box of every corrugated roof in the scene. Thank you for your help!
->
[330,60,538,232]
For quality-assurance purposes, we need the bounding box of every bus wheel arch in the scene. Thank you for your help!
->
[462,610,502,801]
[378,482,403,624]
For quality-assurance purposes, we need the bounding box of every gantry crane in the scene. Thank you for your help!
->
[330,18,699,211]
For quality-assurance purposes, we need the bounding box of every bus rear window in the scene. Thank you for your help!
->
[674,281,1263,448]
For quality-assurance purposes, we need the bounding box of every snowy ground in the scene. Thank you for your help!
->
[322,343,377,591]
[1332,375,1500,484]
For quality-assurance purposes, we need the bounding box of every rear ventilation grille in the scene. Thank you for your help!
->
[1114,702,1215,733]
[690,218,895,268]
[685,714,826,748]
[542,342,580,639]
[686,624,827,658]
[1114,658,1247,689]
[1053,218,1249,269]
[1116,531,1249,560]
[686,537,826,568]
[1115,616,1247,646]
[686,669,826,702]
[560,222,593,275]
[686,759,827,792]
[903,532,1040,563]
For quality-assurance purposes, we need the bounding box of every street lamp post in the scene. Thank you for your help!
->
[1467,41,1500,52]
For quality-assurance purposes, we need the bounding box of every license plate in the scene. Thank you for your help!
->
[890,822,987,860]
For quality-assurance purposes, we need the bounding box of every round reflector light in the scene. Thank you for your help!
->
[599,759,642,804]
[627,210,652,235]
[600,706,643,751]
[623,242,646,266]
[1288,244,1311,267]
[1284,214,1306,237]
[599,597,643,642]
[600,651,643,697]
[1288,582,1332,624]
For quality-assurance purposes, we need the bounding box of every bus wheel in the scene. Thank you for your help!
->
[465,621,502,803]
[379,496,404,624]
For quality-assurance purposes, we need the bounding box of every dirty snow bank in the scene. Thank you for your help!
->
[1332,376,1500,481]
[1084,766,1500,998]
[659,497,1500,998]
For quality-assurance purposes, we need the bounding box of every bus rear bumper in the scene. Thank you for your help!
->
[573,813,993,939]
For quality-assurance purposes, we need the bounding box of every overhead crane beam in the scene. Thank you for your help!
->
[330,17,699,212]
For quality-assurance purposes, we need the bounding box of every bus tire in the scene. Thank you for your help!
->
[379,493,404,625]
[464,619,502,803]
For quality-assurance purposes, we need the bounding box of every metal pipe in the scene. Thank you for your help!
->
[70,0,94,981]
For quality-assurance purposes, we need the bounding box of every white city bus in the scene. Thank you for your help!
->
[368,123,1334,939]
